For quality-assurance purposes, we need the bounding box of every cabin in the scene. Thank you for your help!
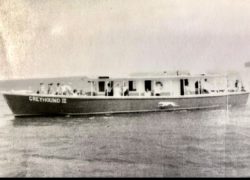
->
[85,71,243,97]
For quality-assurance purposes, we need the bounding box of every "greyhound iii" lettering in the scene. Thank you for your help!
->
[29,96,67,104]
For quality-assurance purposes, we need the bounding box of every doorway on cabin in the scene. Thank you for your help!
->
[180,79,189,95]
[105,81,113,96]
[180,79,184,96]
[98,81,105,92]
[195,81,201,94]
[145,80,152,91]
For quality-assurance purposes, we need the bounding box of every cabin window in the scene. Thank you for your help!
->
[129,81,136,91]
[98,81,105,92]
[145,80,152,91]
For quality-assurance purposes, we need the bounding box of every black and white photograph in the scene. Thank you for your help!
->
[0,0,250,177]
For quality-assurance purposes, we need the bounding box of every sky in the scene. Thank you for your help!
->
[1,0,250,80]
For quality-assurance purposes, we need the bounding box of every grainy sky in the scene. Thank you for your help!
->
[0,0,250,80]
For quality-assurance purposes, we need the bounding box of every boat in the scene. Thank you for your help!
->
[1,71,249,117]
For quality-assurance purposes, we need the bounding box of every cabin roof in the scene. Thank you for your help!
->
[86,74,227,81]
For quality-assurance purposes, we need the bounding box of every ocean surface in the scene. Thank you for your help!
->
[1,94,250,177]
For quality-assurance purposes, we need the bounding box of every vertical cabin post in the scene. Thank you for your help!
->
[198,78,202,94]
[122,80,124,96]
[225,74,229,112]
[226,75,229,93]
[90,81,93,96]
[169,80,172,96]
[153,80,156,96]
[105,80,107,96]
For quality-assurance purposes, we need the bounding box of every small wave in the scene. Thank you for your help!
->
[103,116,113,119]
[85,157,136,164]
[185,145,206,153]
[28,154,76,161]
[181,135,202,142]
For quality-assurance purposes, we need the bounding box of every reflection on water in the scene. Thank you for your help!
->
[1,97,250,177]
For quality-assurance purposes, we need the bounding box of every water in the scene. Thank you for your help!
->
[1,95,250,177]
